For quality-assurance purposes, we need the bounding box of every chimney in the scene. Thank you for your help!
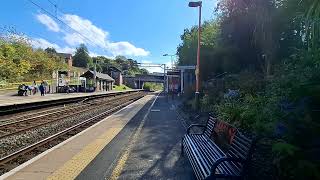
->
[68,54,73,68]
[67,54,73,78]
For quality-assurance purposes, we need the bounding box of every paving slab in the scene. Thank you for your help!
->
[78,93,195,180]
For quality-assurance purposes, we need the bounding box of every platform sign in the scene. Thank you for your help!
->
[167,70,181,93]
[167,70,180,76]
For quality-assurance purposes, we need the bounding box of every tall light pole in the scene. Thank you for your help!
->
[94,58,97,91]
[163,54,177,94]
[189,1,202,110]
[163,54,176,69]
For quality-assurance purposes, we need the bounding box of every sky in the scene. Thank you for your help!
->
[0,0,216,72]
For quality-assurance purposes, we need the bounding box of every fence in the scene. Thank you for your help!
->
[0,80,52,91]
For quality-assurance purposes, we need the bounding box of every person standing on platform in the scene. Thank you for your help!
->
[43,80,48,94]
[39,83,45,96]
[27,85,32,95]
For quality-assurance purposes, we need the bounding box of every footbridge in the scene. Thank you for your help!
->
[123,73,165,89]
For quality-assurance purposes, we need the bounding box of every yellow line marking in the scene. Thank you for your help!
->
[46,96,153,180]
[47,128,121,180]
[108,93,160,180]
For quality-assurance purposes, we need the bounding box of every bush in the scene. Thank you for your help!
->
[211,50,320,179]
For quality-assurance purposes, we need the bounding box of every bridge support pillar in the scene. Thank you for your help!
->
[136,80,144,89]
[180,69,184,93]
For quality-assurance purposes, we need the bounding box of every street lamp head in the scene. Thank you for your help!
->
[163,54,169,56]
[188,1,202,7]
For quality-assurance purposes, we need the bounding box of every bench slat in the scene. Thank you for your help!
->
[182,116,253,180]
[191,135,226,174]
[185,135,211,176]
[184,140,206,180]
[189,135,241,176]
[234,133,252,147]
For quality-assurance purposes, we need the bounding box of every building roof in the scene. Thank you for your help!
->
[109,66,122,72]
[56,53,72,59]
[72,66,88,74]
[80,70,114,81]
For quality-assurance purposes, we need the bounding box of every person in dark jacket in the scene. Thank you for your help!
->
[39,83,45,96]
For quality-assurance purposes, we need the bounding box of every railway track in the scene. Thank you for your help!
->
[0,92,140,139]
[0,91,146,175]
[0,91,136,125]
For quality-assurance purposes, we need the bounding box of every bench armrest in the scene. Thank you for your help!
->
[187,124,206,134]
[211,157,246,173]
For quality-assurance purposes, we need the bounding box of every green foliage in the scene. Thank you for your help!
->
[73,44,92,68]
[45,47,57,54]
[91,56,147,76]
[143,82,163,91]
[0,35,65,82]
[177,0,320,179]
[113,84,131,91]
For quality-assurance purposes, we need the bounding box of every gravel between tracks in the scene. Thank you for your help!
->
[0,94,143,158]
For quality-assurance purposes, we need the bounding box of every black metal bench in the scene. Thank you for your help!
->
[181,116,255,180]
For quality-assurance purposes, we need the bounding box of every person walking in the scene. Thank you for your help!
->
[32,80,37,95]
[27,85,32,95]
[39,83,45,96]
[23,84,28,96]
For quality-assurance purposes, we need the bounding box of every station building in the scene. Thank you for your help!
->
[108,66,123,86]
[80,70,114,92]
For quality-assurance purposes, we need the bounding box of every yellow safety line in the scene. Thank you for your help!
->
[47,127,122,180]
[108,93,160,180]
[46,95,154,180]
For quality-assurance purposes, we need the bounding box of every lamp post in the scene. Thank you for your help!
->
[163,54,177,94]
[188,1,202,110]
[94,58,97,91]
[163,54,176,69]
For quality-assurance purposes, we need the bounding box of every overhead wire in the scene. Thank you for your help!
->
[45,0,96,39]
[27,0,108,52]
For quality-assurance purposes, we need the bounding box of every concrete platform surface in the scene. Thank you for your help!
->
[0,90,139,107]
[78,93,195,180]
[0,94,155,180]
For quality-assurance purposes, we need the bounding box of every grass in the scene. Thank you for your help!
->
[113,84,132,91]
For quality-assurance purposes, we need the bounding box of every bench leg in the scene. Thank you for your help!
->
[181,137,184,156]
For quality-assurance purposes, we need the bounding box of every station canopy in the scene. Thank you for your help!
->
[81,70,114,82]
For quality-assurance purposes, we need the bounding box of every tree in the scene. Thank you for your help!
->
[45,47,57,54]
[73,44,91,68]
[92,56,112,73]
[0,33,66,82]
[176,1,320,179]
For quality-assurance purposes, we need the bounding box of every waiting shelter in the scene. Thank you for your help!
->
[81,70,114,92]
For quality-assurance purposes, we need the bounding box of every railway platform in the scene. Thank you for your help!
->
[0,90,139,107]
[0,90,141,115]
[0,93,194,180]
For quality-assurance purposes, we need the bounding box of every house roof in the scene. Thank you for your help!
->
[72,66,88,73]
[109,66,122,72]
[80,70,114,81]
[56,53,72,59]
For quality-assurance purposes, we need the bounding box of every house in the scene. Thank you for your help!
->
[108,66,123,86]
[80,70,114,92]
[56,53,73,78]
[52,53,89,93]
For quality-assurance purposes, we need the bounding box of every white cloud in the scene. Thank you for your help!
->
[108,41,150,56]
[62,14,107,47]
[36,14,60,32]
[35,13,150,57]
[61,14,149,57]
[89,52,114,59]
[31,38,74,54]
[63,33,85,46]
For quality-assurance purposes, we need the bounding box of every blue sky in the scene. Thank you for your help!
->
[0,0,216,72]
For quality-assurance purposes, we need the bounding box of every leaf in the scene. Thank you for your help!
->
[272,142,299,156]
